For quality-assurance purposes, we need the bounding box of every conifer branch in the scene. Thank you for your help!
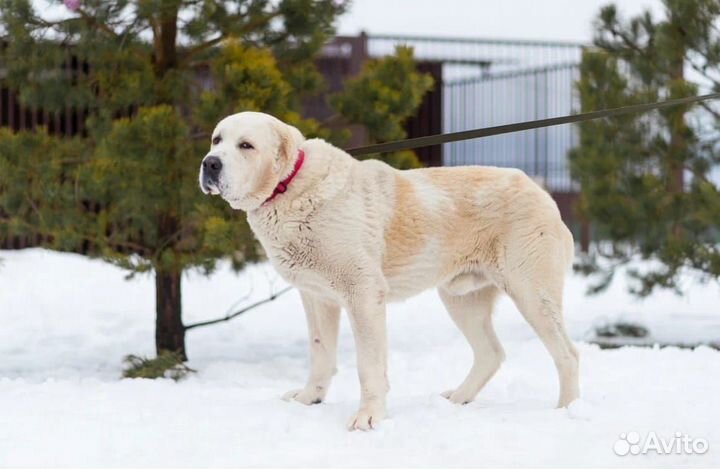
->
[75,8,121,38]
[181,34,225,63]
[178,11,283,66]
[597,20,650,59]
[190,131,210,140]
[687,57,720,90]
[699,101,720,120]
[0,218,151,255]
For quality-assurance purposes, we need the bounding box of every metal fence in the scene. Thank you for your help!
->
[368,34,583,79]
[368,34,584,192]
[443,63,579,191]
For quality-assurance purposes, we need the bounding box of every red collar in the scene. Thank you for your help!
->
[264,149,305,204]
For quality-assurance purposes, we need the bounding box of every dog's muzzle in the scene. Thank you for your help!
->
[200,155,222,194]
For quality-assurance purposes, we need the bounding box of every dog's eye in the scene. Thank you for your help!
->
[238,142,254,150]
[212,136,221,145]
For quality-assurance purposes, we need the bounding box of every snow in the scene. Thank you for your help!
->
[1,248,719,468]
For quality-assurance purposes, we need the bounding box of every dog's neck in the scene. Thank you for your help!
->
[263,149,306,205]
[247,139,355,231]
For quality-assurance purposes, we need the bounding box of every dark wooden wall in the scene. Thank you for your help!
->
[403,61,443,167]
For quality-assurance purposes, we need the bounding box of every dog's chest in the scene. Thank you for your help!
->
[249,206,321,281]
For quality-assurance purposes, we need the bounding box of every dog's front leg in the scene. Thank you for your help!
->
[282,290,340,405]
[345,288,389,431]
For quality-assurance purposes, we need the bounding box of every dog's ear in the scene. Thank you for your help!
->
[274,122,305,172]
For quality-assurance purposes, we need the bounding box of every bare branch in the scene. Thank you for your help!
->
[184,285,294,330]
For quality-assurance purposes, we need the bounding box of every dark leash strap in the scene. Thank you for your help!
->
[346,92,720,157]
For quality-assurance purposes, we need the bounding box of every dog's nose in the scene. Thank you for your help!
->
[202,156,222,178]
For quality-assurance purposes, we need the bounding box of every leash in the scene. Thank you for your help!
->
[346,92,720,157]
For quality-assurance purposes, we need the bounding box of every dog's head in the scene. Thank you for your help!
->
[199,112,305,211]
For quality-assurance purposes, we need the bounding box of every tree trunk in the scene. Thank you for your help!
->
[668,72,686,195]
[155,267,186,361]
[667,19,687,239]
[151,4,183,359]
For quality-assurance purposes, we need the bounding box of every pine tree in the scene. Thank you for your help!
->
[331,45,434,169]
[0,0,433,360]
[570,0,720,296]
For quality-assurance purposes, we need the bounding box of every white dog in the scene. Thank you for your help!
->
[199,112,579,431]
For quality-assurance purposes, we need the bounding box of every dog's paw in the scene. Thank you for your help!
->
[281,387,324,405]
[347,405,386,431]
[441,388,474,405]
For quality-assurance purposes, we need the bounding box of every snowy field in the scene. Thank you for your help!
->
[1,248,719,468]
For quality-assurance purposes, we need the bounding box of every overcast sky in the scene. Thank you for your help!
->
[337,0,664,43]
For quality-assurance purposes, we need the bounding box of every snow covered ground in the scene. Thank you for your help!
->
[1,248,719,468]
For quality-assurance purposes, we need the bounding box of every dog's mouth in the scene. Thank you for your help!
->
[199,176,251,210]
[200,179,222,196]
[207,184,221,196]
[201,183,247,210]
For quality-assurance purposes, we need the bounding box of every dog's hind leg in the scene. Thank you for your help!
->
[507,273,579,408]
[438,285,504,404]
